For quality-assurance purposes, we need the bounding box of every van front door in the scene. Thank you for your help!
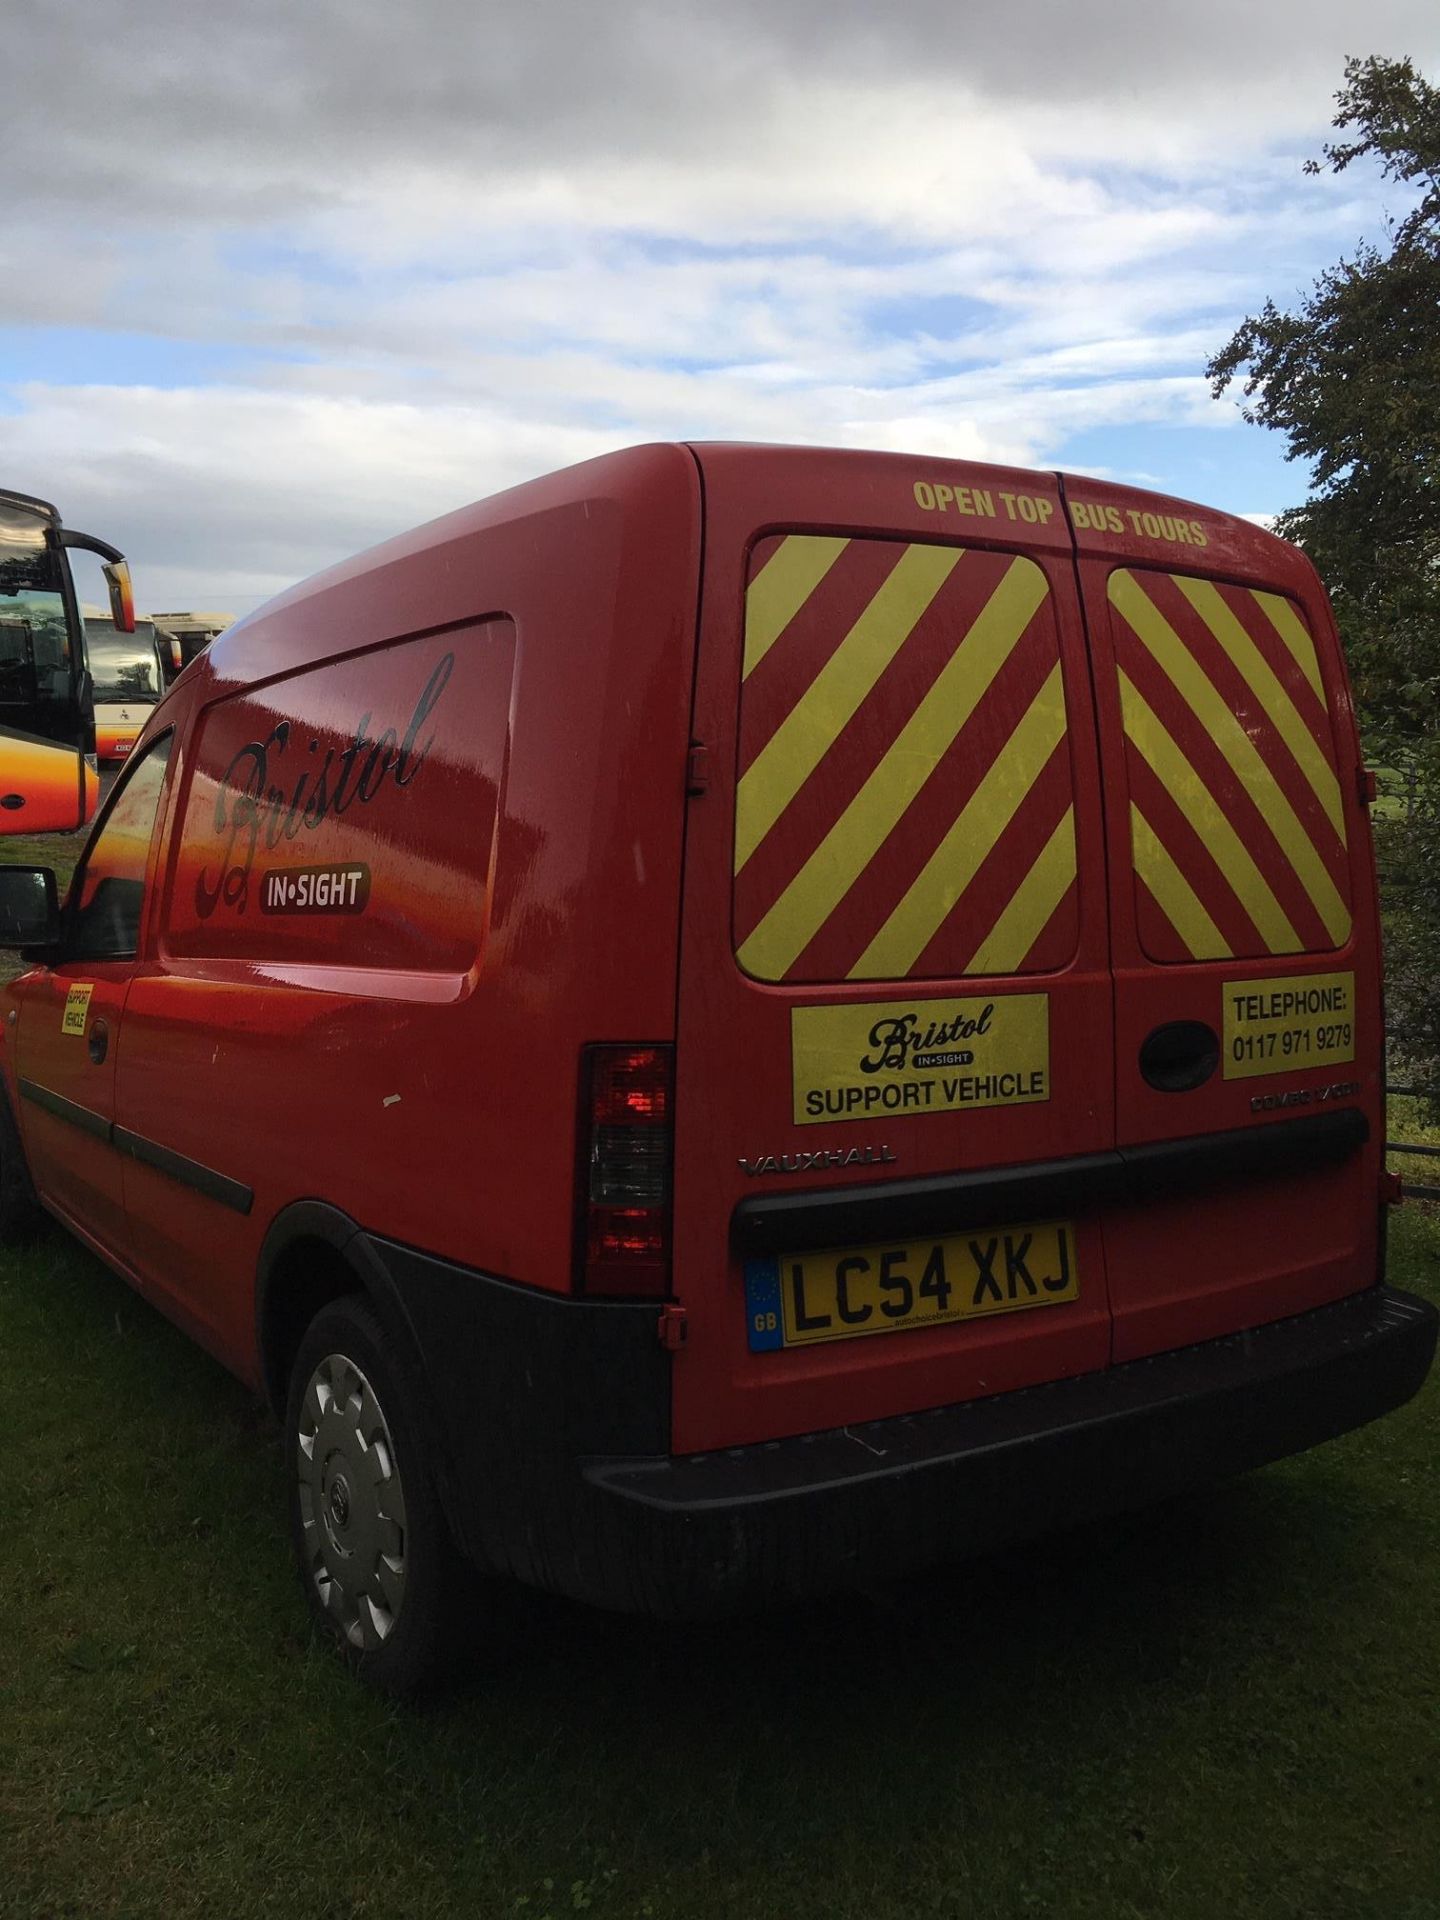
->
[12,734,172,1257]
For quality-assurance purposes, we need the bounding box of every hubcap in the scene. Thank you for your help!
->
[295,1351,408,1652]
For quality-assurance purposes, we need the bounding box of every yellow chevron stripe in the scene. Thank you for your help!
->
[734,542,964,874]
[847,662,1067,979]
[1129,802,1231,960]
[739,557,1050,980]
[965,805,1077,977]
[1251,590,1325,703]
[1110,572,1350,947]
[1118,668,1300,953]
[1174,576,1346,844]
[742,535,850,679]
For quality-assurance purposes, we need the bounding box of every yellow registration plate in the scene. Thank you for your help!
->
[743,1221,1078,1351]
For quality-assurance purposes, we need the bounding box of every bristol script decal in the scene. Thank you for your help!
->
[196,653,453,917]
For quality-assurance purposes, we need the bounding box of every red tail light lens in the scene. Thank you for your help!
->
[578,1045,674,1296]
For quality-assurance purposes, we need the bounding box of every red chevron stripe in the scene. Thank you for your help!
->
[735,606,1056,959]
[1125,748,1269,957]
[739,536,902,774]
[1113,616,1335,953]
[911,749,1076,977]
[1138,573,1347,882]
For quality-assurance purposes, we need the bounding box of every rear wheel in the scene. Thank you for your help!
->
[285,1295,460,1695]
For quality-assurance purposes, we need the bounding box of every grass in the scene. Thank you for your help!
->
[1387,1091,1440,1201]
[1,1205,1437,1920]
[1,798,1437,1913]
[1,829,84,985]
[0,825,84,983]
[1,830,83,898]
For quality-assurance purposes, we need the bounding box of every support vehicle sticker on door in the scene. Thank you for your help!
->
[61,984,93,1035]
[792,994,1049,1125]
[1222,970,1355,1079]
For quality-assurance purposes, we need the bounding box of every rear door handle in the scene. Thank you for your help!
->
[88,1019,109,1065]
[1139,1021,1219,1092]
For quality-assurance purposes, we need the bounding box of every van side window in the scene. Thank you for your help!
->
[68,733,173,961]
[162,622,515,981]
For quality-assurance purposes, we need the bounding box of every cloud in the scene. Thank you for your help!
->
[5,1,1436,607]
[12,0,1437,234]
[3,348,1221,615]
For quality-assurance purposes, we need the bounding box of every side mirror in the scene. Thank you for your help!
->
[0,866,61,949]
[103,557,136,635]
[59,529,137,635]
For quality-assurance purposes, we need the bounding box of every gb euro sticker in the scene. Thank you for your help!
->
[1222,971,1356,1080]
[61,984,94,1036]
[792,995,1049,1126]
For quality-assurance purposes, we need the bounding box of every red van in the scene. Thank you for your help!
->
[0,444,1433,1692]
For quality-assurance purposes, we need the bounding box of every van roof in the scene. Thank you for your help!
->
[202,442,1311,691]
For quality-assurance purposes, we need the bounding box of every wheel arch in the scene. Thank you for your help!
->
[256,1202,431,1422]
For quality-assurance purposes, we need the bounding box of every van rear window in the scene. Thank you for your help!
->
[1107,570,1351,963]
[732,535,1078,985]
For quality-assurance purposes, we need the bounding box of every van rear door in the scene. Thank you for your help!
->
[671,446,1114,1455]
[1063,480,1383,1361]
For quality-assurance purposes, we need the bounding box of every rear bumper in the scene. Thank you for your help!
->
[378,1227,1435,1618]
[579,1284,1435,1617]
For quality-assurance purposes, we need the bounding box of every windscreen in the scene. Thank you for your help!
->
[85,618,162,703]
[0,497,75,729]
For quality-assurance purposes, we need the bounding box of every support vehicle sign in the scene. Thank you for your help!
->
[791,993,1050,1125]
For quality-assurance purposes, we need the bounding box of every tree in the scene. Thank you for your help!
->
[1208,56,1440,744]
[1208,57,1440,1109]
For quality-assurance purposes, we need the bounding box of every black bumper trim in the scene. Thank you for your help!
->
[574,1284,1434,1616]
[731,1107,1369,1258]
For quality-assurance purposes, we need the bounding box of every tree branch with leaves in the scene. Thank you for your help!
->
[1209,56,1440,1108]
[1208,56,1439,744]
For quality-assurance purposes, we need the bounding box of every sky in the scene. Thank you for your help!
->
[4,1,1437,617]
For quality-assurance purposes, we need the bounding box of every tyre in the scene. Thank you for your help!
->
[0,1088,40,1243]
[285,1294,461,1696]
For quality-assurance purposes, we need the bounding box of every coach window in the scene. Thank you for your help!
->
[67,733,173,961]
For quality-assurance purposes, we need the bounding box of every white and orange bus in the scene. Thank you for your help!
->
[81,610,165,764]
[0,489,135,833]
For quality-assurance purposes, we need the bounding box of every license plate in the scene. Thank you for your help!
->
[743,1221,1078,1351]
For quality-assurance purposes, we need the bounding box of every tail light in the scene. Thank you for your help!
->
[577,1044,674,1296]
[169,638,183,672]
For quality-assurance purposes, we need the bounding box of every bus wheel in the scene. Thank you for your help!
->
[285,1295,459,1696]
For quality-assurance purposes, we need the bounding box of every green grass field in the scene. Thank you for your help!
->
[1388,1093,1440,1201]
[0,832,82,986]
[0,832,83,898]
[1,1203,1437,1920]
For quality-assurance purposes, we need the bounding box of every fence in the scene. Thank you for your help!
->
[1374,766,1438,1199]
[1387,1072,1440,1203]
